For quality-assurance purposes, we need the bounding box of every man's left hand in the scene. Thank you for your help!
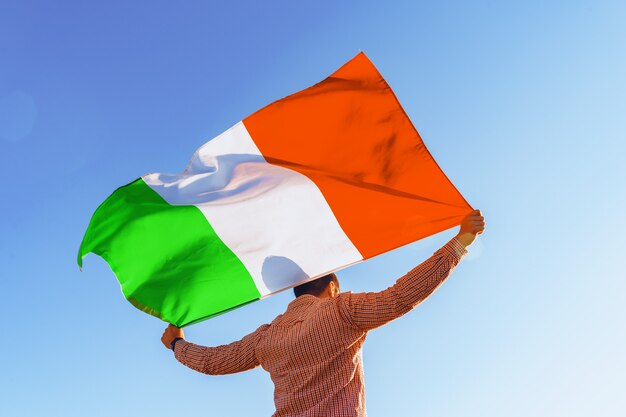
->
[455,209,486,248]
[161,324,185,350]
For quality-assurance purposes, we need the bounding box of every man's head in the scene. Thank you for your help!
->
[293,273,340,299]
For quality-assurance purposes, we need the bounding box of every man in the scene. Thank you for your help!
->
[161,209,485,416]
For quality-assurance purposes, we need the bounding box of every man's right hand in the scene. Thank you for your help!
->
[161,324,185,350]
[455,209,485,248]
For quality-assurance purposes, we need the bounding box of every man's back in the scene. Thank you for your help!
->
[171,236,469,417]
[257,295,367,416]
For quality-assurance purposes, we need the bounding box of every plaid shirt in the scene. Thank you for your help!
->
[174,237,468,416]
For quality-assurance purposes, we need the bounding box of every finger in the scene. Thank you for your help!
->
[467,215,484,221]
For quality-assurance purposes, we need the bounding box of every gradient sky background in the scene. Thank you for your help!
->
[2,1,625,416]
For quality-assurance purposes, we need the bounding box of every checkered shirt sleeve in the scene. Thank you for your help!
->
[336,236,468,331]
[174,324,270,375]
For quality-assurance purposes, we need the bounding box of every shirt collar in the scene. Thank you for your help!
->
[287,294,319,309]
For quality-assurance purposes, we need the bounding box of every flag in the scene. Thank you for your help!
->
[78,52,472,327]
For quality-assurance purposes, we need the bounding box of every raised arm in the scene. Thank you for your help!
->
[161,323,269,375]
[337,209,485,332]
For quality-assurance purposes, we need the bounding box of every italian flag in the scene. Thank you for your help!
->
[78,52,472,327]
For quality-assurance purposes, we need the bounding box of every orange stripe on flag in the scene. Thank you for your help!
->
[243,52,472,259]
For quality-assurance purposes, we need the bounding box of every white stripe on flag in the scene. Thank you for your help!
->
[143,122,363,296]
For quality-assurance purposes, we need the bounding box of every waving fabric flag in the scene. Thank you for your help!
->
[78,52,472,327]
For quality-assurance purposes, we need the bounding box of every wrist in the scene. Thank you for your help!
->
[455,232,476,248]
[170,337,183,351]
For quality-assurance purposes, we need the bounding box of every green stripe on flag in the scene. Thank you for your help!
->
[78,178,260,327]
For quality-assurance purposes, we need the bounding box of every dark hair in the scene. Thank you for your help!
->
[293,273,339,298]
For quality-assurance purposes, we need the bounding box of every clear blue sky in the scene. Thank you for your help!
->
[2,1,625,416]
